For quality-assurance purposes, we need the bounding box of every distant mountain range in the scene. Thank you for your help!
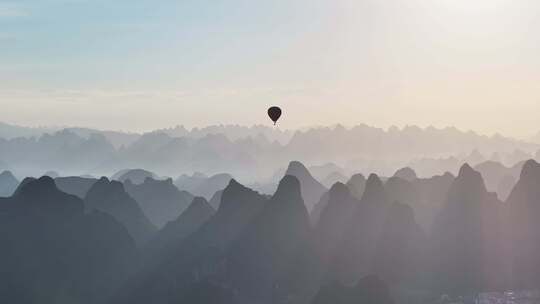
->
[0,121,538,181]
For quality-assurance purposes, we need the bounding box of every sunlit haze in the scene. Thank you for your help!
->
[1,0,539,137]
[4,3,540,304]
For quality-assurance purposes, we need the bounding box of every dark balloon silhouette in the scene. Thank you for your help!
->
[267,106,282,125]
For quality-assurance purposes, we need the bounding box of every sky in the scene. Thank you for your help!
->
[1,0,540,138]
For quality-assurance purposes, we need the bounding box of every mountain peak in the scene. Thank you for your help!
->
[97,176,110,183]
[218,178,264,216]
[393,167,417,181]
[15,176,57,197]
[316,181,356,237]
[95,177,126,192]
[458,163,476,178]
[37,175,56,186]
[347,173,366,185]
[0,170,16,180]
[346,173,366,200]
[286,160,311,177]
[223,178,245,193]
[520,159,540,181]
[273,175,302,202]
[328,182,351,201]
[366,173,383,186]
[147,196,215,258]
[168,196,215,228]
[188,196,215,213]
[359,173,388,208]
[10,175,84,216]
[442,172,455,179]
[284,161,326,211]
[12,177,36,196]
[85,176,156,244]
[363,173,384,194]
[456,163,486,191]
[0,170,19,196]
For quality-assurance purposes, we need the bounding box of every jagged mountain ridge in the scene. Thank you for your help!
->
[84,177,157,245]
[0,176,138,304]
[0,122,538,179]
[5,160,540,303]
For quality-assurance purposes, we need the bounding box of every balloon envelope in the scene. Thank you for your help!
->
[267,106,282,125]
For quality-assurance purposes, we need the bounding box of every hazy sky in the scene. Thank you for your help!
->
[1,0,539,137]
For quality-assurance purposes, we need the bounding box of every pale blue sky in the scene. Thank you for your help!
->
[1,0,540,137]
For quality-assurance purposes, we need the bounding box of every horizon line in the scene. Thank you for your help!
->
[0,120,536,142]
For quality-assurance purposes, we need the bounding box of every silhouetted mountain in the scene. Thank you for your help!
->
[346,173,366,200]
[506,159,540,289]
[474,160,522,201]
[373,202,427,287]
[0,170,18,197]
[54,176,98,198]
[115,179,267,304]
[113,168,158,184]
[200,179,268,245]
[384,176,428,231]
[175,172,232,200]
[5,119,540,304]
[12,176,35,196]
[0,176,138,304]
[226,175,314,303]
[209,189,224,210]
[393,166,417,181]
[84,177,156,244]
[316,183,355,240]
[312,275,394,304]
[411,172,455,231]
[144,197,214,262]
[331,174,391,283]
[285,161,327,211]
[430,164,506,294]
[385,176,420,209]
[6,176,83,216]
[124,177,194,227]
[315,182,358,282]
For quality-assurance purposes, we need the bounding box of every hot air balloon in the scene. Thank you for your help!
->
[267,106,282,125]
